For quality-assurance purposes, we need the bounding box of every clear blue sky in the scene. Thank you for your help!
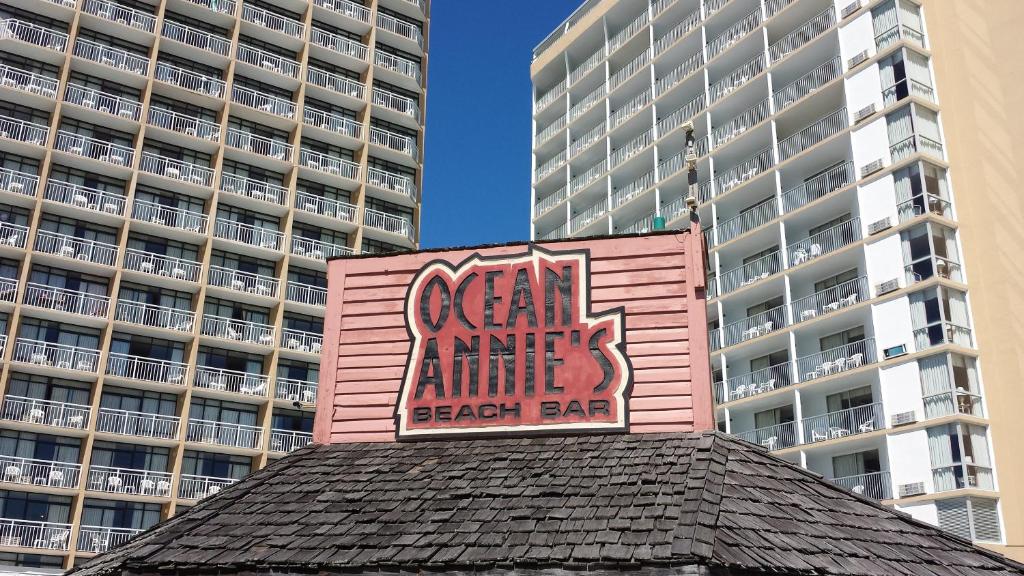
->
[419,1,580,248]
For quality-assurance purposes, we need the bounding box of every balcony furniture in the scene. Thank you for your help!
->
[107,475,123,491]
[103,202,120,214]
[34,530,68,550]
[301,389,316,403]
[730,384,747,400]
[259,334,274,345]
[4,465,22,483]
[800,309,817,321]
[271,437,283,451]
[761,436,778,450]
[811,429,828,442]
[66,415,84,428]
[167,372,185,385]
[171,267,187,279]
[829,427,849,439]
[755,379,775,394]
[742,327,759,340]
[60,245,75,258]
[823,301,841,313]
[851,485,865,495]
[207,378,226,391]
[240,381,265,396]
[858,420,875,434]
[30,353,48,365]
[157,480,171,496]
[0,536,20,546]
[56,361,72,369]
[76,359,94,371]
[28,408,45,422]
[140,479,155,494]
[206,485,222,497]
[847,353,864,368]
[311,342,322,353]
[840,294,858,307]
[139,261,154,273]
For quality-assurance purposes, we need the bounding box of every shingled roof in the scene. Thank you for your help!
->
[74,432,1023,576]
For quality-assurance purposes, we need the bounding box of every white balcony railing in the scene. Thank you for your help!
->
[308,67,365,100]
[0,279,15,304]
[0,519,71,551]
[295,191,358,222]
[570,198,607,234]
[187,418,264,449]
[286,281,327,307]
[832,470,892,500]
[721,304,789,348]
[897,192,952,223]
[184,0,236,15]
[1,395,91,429]
[310,27,368,61]
[13,338,100,372]
[303,107,362,139]
[535,80,566,113]
[44,179,126,216]
[82,0,156,33]
[0,64,58,99]
[300,149,359,179]
[608,10,648,53]
[73,39,149,76]
[201,315,276,346]
[34,230,118,266]
[364,208,413,239]
[377,12,422,46]
[161,20,231,56]
[0,19,69,52]
[657,50,704,97]
[534,187,568,218]
[0,455,81,489]
[802,402,884,444]
[139,152,213,188]
[769,7,835,63]
[77,526,144,554]
[177,473,237,500]
[123,249,201,282]
[712,98,770,149]
[569,122,604,158]
[787,217,862,266]
[735,421,798,451]
[709,54,763,103]
[275,377,317,403]
[568,84,605,122]
[571,159,606,194]
[114,299,195,332]
[220,173,289,206]
[707,8,760,59]
[231,85,295,119]
[106,353,189,387]
[226,128,293,161]
[890,133,945,163]
[914,322,973,350]
[291,235,352,260]
[717,361,793,403]
[375,51,421,83]
[95,408,180,440]
[64,83,141,121]
[781,161,855,213]
[23,283,110,317]
[778,107,849,161]
[718,251,782,295]
[236,44,299,78]
[207,265,279,297]
[792,276,869,323]
[797,338,877,382]
[242,4,305,38]
[281,328,323,354]
[610,171,654,210]
[773,57,842,111]
[154,62,225,97]
[715,201,777,245]
[269,429,313,453]
[193,367,269,397]
[131,199,207,234]
[716,148,774,196]
[610,129,653,168]
[313,0,371,22]
[372,88,420,120]
[0,115,48,147]
[54,131,133,167]
[213,219,284,250]
[369,126,417,157]
[569,47,605,85]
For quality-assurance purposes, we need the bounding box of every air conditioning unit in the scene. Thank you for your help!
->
[875,278,900,295]
[841,0,862,19]
[854,104,876,123]
[891,411,917,427]
[848,50,870,69]
[861,159,885,177]
[883,344,908,359]
[898,482,927,498]
[867,217,892,235]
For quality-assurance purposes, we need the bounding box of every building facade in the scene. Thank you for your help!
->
[530,0,1022,560]
[0,0,428,569]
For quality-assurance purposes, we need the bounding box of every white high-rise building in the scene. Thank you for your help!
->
[530,0,1024,560]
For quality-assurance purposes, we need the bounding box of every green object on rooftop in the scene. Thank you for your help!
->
[653,216,666,230]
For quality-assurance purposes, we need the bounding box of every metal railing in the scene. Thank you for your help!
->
[875,24,925,51]
[226,128,293,161]
[281,328,323,354]
[933,463,994,492]
[114,300,195,332]
[570,198,607,234]
[654,9,700,55]
[719,251,782,294]
[717,361,792,403]
[23,283,109,317]
[897,192,951,223]
[45,179,126,216]
[77,526,144,554]
[657,92,706,138]
[707,8,760,58]
[309,65,366,97]
[773,57,841,111]
[35,230,118,266]
[276,378,318,403]
[882,77,935,103]
[923,389,984,419]
[535,150,567,181]
[781,161,855,213]
[300,149,359,179]
[154,62,225,97]
[534,187,568,218]
[177,473,237,500]
[538,222,568,241]
[715,201,777,245]
[569,47,605,85]
[207,265,279,297]
[832,471,892,500]
[570,159,606,193]
[0,19,69,52]
[370,126,417,157]
[0,455,81,489]
[54,131,133,167]
[193,366,270,398]
[213,218,284,250]
[610,129,653,168]
[1,395,91,429]
[735,421,797,450]
[787,217,861,265]
[375,51,421,83]
[161,20,230,56]
[611,171,655,210]
[139,152,214,187]
[608,10,647,54]
[366,167,416,198]
[74,39,149,76]
[364,208,413,239]
[295,191,358,221]
[792,276,868,323]
[656,49,704,97]
[779,107,849,161]
[803,402,884,444]
[712,98,769,149]
[765,0,796,17]
[372,88,419,120]
[797,338,876,382]
[313,0,371,22]
[311,27,368,61]
[536,79,566,112]
[889,133,944,163]
[722,304,789,347]
[377,12,423,46]
[304,107,362,139]
[95,408,180,440]
[0,115,48,146]
[232,85,295,118]
[715,147,774,195]
[13,339,100,372]
[269,429,313,453]
[0,518,71,551]
[64,82,141,121]
[905,255,963,285]
[123,249,201,282]
[0,64,58,98]
[106,353,189,387]
[235,44,299,78]
[914,322,972,349]
[131,199,207,234]
[610,49,650,89]
[0,279,16,304]
[201,314,275,346]
[221,173,288,206]
[568,84,605,122]
[769,7,835,62]
[83,0,156,32]
[709,54,763,103]
[187,418,264,449]
[569,122,604,158]
[286,281,326,307]
[184,0,235,15]
[242,4,304,38]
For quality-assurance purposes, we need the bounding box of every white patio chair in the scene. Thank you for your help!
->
[156,480,171,496]
[139,479,155,495]
[4,465,23,483]
[48,470,64,487]
[761,436,778,450]
[829,427,849,439]
[811,429,828,442]
[858,420,875,434]
[107,475,123,492]
[847,353,864,368]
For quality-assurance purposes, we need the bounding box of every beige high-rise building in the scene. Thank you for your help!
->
[531,0,1023,562]
[0,0,428,569]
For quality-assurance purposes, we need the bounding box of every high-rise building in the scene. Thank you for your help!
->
[0,0,427,569]
[530,0,1023,560]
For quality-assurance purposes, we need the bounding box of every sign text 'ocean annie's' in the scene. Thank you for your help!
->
[396,247,632,438]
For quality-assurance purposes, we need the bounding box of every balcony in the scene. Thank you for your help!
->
[897,193,951,224]
[933,462,994,493]
[132,199,207,234]
[220,173,289,206]
[709,54,763,104]
[716,361,792,403]
[1,395,90,429]
[106,353,189,387]
[13,338,100,373]
[54,131,133,167]
[372,88,420,121]
[0,64,58,99]
[276,377,317,403]
[789,217,862,266]
[707,8,761,59]
[375,51,421,83]
[535,79,566,113]
[0,519,71,551]
[792,276,869,322]
[769,6,835,63]
[735,421,797,451]
[308,66,365,100]
[45,180,126,219]
[0,19,69,52]
[184,0,236,16]
[802,402,884,444]
[35,230,118,266]
[779,108,849,162]
[23,282,110,318]
[226,128,292,161]
[295,191,358,222]
[715,148,774,197]
[780,161,855,213]
[73,39,149,76]
[773,57,842,111]
[310,28,368,62]
[890,133,944,163]
[712,99,770,149]
[377,13,422,47]
[207,265,279,297]
[214,219,284,251]
[875,22,925,51]
[924,389,984,419]
[95,407,180,442]
[194,367,269,398]
[363,208,413,240]
[914,322,972,349]
[0,278,15,303]
[369,126,417,157]
[717,251,782,295]
[286,281,326,308]
[719,304,789,348]
[231,85,295,119]
[139,153,214,189]
[0,455,81,489]
[114,299,194,332]
[123,249,201,282]
[187,418,264,449]
[0,168,37,200]
[534,187,567,218]
[303,107,363,140]
[715,202,777,246]
[796,338,877,382]
[82,0,157,33]
[178,473,236,501]
[291,235,352,260]
[161,20,231,56]
[242,4,305,39]
[300,149,358,179]
[0,115,48,147]
[831,470,892,500]
[77,526,144,554]
[148,107,221,142]
[236,44,299,79]
[281,328,323,354]
[201,315,275,346]
[269,429,313,453]
[154,62,225,97]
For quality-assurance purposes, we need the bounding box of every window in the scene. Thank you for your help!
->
[100,386,178,417]
[81,499,161,530]
[0,491,71,523]
[754,405,793,429]
[277,360,319,383]
[742,245,778,266]
[67,71,140,100]
[148,94,218,123]
[203,297,271,325]
[0,205,30,227]
[196,346,264,376]
[28,264,109,296]
[221,159,285,187]
[162,10,229,36]
[0,101,50,126]
[927,424,993,491]
[90,441,169,472]
[49,164,127,195]
[361,237,407,255]
[17,319,101,351]
[233,75,293,101]
[5,373,91,406]
[307,57,360,80]
[365,196,413,220]
[0,551,64,568]
[937,498,1001,542]
[826,386,873,412]
[208,249,275,277]
[283,313,323,335]
[180,450,252,480]
[38,214,118,245]
[156,52,222,78]
[271,408,313,433]
[746,296,784,318]
[0,52,59,80]
[819,325,865,351]
[288,267,326,289]
[0,430,81,464]
[126,233,200,261]
[292,222,347,246]
[295,178,351,204]
[813,269,859,293]
[133,185,206,215]
[0,151,40,175]
[142,138,212,167]
[188,397,259,427]
[238,34,296,60]
[301,137,355,162]
[108,333,187,363]
[57,117,134,148]
[304,97,357,120]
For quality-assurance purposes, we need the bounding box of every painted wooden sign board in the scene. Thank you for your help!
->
[315,230,712,444]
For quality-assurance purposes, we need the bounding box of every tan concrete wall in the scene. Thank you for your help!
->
[921,0,1024,561]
